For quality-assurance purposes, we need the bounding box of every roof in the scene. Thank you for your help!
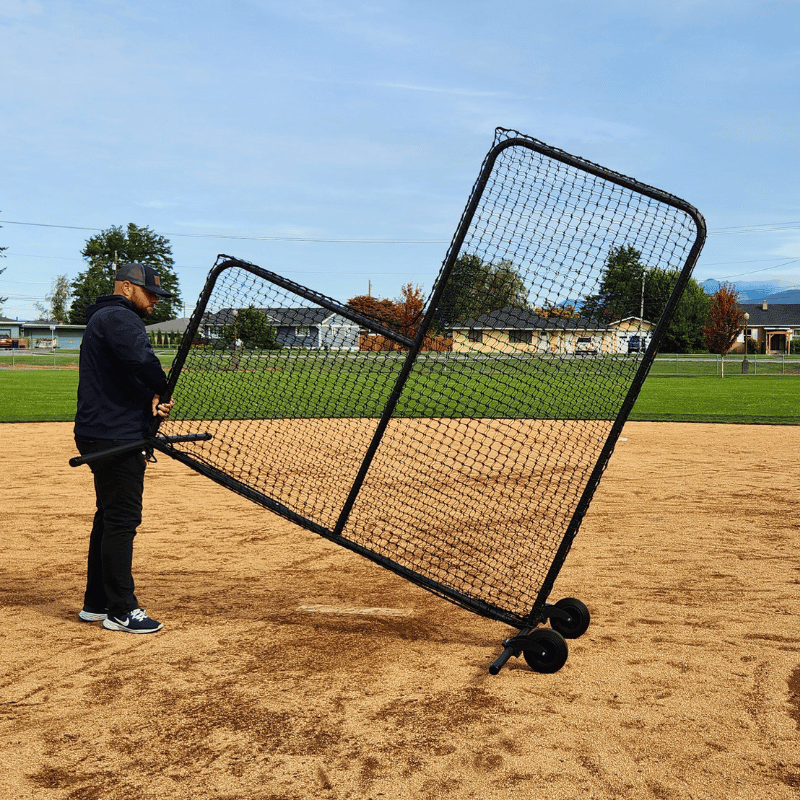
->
[741,303,800,327]
[457,306,609,331]
[610,316,656,328]
[144,317,192,334]
[202,307,354,327]
[23,321,86,329]
[1,317,85,328]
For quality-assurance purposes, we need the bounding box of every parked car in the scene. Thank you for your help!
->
[575,336,598,355]
[627,336,647,354]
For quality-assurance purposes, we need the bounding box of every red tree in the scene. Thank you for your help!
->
[702,282,744,377]
[394,283,426,339]
[346,294,399,327]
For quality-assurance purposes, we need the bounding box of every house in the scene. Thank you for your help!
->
[609,317,655,354]
[738,301,800,354]
[201,307,361,350]
[144,317,192,336]
[144,317,192,346]
[451,307,655,355]
[21,321,87,349]
[0,317,86,349]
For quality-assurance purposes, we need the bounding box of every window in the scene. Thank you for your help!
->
[509,330,532,344]
[468,329,483,343]
[295,326,310,338]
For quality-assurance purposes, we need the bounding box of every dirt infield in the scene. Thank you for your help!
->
[160,416,616,621]
[1,421,798,799]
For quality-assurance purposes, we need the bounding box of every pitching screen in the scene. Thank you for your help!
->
[156,128,705,627]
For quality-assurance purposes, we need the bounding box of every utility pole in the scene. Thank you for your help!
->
[640,271,645,319]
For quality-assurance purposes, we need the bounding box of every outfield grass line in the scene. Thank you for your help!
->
[2,363,800,425]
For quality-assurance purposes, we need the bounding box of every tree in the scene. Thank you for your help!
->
[69,223,181,324]
[220,307,280,350]
[583,244,711,353]
[535,302,580,319]
[582,244,647,323]
[347,294,400,328]
[347,286,426,339]
[436,253,529,326]
[703,282,744,377]
[68,262,114,326]
[394,283,426,339]
[34,274,72,322]
[484,259,529,313]
[645,267,711,353]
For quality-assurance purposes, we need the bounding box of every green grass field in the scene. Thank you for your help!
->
[171,350,639,420]
[1,353,798,424]
[0,370,81,422]
[629,376,800,424]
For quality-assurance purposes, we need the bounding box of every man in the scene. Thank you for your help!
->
[74,262,175,634]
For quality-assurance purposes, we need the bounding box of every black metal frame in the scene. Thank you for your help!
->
[73,130,706,673]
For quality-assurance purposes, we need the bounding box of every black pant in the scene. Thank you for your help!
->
[75,437,147,617]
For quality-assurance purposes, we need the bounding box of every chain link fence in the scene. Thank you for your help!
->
[0,349,176,370]
[647,353,800,377]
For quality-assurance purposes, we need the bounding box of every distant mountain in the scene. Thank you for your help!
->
[744,288,800,304]
[700,278,800,303]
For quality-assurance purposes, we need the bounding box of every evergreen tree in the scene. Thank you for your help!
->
[582,244,647,323]
[437,253,529,326]
[583,244,710,353]
[70,223,181,324]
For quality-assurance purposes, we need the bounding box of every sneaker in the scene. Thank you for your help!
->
[103,608,163,634]
[79,606,108,622]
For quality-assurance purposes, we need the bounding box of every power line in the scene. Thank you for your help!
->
[709,221,800,235]
[717,258,800,280]
[0,219,447,244]
[5,216,800,241]
[701,256,800,266]
[3,218,800,288]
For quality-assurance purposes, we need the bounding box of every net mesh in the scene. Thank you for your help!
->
[157,128,705,626]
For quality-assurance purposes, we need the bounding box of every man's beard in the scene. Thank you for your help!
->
[131,298,153,318]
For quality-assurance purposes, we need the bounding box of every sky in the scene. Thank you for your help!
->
[1,0,799,321]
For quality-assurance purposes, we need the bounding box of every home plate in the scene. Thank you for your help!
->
[297,604,413,617]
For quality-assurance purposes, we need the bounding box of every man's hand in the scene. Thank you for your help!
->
[152,395,176,418]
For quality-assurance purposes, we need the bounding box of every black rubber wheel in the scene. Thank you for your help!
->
[522,628,569,673]
[550,597,591,639]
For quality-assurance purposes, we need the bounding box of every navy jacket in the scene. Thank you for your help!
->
[74,295,169,440]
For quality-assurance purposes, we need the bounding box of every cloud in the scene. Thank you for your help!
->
[371,81,518,99]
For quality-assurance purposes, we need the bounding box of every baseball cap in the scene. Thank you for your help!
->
[114,262,173,297]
